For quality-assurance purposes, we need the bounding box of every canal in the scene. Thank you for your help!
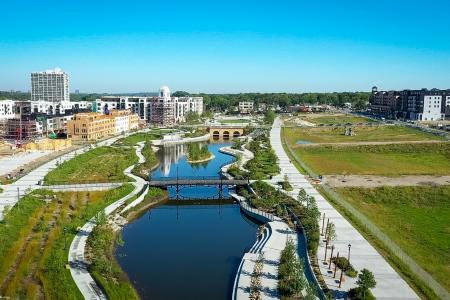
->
[115,143,260,300]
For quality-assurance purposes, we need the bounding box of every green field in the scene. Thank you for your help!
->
[0,185,134,299]
[44,146,138,184]
[301,114,375,125]
[294,143,450,175]
[335,185,450,292]
[115,131,163,146]
[284,125,443,144]
[220,119,250,124]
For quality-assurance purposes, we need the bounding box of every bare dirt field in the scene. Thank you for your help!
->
[324,175,450,187]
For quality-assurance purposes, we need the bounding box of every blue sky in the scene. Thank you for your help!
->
[1,0,449,93]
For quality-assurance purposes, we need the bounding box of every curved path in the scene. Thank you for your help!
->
[0,133,130,219]
[68,141,149,300]
[231,193,296,300]
[271,117,419,299]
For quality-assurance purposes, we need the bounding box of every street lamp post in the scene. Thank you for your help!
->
[348,243,352,263]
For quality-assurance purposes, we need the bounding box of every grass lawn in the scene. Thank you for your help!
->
[0,185,134,299]
[335,185,450,292]
[294,143,450,175]
[44,146,138,184]
[301,114,375,125]
[115,131,163,146]
[284,125,443,144]
[220,119,250,124]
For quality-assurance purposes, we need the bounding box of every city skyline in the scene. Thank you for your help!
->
[1,0,450,93]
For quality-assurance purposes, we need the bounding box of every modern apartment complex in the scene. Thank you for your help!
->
[369,86,449,121]
[31,68,70,102]
[94,86,203,126]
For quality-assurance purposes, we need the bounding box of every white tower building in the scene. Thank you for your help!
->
[31,68,69,103]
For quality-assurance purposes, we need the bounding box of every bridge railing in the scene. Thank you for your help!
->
[149,175,249,182]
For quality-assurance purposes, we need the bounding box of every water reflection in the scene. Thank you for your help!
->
[116,143,260,300]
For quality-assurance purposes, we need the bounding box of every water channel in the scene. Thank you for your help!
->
[115,143,260,300]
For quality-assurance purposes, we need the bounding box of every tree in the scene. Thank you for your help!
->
[356,269,377,298]
[172,90,190,97]
[326,222,337,242]
[278,239,307,297]
[304,283,317,300]
[264,110,275,125]
[297,188,307,204]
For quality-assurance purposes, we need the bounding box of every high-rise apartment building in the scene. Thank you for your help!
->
[31,68,69,103]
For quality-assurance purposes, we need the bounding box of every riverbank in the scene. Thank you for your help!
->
[69,136,155,299]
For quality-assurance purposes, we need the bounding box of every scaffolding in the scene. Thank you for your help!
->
[0,118,39,145]
[150,100,175,127]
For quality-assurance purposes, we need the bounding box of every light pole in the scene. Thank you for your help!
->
[348,243,352,263]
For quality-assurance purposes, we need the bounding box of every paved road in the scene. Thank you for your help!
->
[270,117,419,299]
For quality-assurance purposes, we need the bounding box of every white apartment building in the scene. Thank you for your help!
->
[0,100,16,120]
[174,97,204,123]
[114,114,130,134]
[31,68,69,103]
[30,100,91,115]
[95,96,151,122]
[239,101,254,114]
[96,86,203,126]
[412,95,445,121]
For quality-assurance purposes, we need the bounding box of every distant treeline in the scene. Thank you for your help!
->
[175,92,370,110]
[1,90,370,110]
[0,91,157,102]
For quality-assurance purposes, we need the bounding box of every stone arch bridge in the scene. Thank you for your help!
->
[207,125,245,140]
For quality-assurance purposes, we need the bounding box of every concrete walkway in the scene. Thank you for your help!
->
[44,183,124,192]
[231,193,296,300]
[270,117,419,299]
[68,141,149,300]
[219,145,254,176]
[0,133,130,219]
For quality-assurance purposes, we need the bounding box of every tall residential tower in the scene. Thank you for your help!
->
[31,68,69,103]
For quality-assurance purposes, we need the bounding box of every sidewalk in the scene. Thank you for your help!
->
[68,141,149,300]
[0,133,129,219]
[232,193,296,300]
[269,117,418,299]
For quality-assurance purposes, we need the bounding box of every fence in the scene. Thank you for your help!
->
[283,132,448,298]
[239,200,275,222]
[320,185,449,299]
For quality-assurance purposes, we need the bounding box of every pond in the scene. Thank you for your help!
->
[115,143,260,300]
[296,140,313,145]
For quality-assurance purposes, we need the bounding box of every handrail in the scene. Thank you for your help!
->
[285,205,326,300]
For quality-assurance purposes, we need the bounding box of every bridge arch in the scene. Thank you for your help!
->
[212,131,220,140]
[207,126,245,141]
